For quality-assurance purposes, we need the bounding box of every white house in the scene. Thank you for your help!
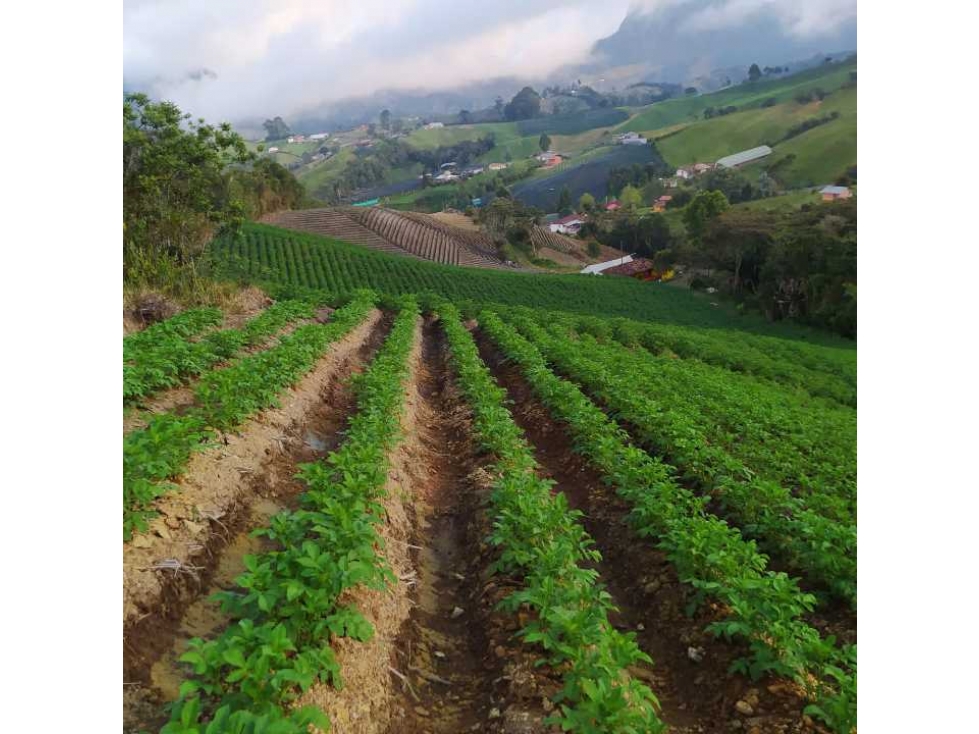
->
[488,162,508,171]
[676,167,693,180]
[310,132,330,140]
[424,122,445,129]
[267,146,280,153]
[618,131,648,145]
[434,171,459,183]
[549,214,584,235]
[580,255,634,275]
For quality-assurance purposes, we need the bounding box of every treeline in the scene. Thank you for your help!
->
[781,112,840,142]
[679,198,857,337]
[123,93,306,292]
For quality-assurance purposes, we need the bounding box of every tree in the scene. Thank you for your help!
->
[124,93,252,284]
[683,190,730,240]
[379,109,391,130]
[684,87,697,95]
[504,87,542,121]
[586,241,601,257]
[748,63,762,83]
[458,109,473,124]
[539,132,551,152]
[262,116,291,141]
[620,184,643,211]
[557,186,573,215]
[579,192,596,212]
[494,96,505,118]
[391,118,404,134]
[367,123,377,137]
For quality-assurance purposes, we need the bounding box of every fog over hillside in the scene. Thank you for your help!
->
[123,0,856,132]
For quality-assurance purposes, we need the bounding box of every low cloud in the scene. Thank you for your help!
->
[124,0,856,124]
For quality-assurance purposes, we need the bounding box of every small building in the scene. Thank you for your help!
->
[536,150,562,166]
[652,195,673,213]
[617,131,648,145]
[439,161,458,170]
[310,132,330,140]
[676,167,694,180]
[462,166,484,177]
[603,257,658,280]
[580,255,634,275]
[549,214,584,235]
[820,185,853,201]
[434,171,459,184]
[488,162,508,171]
[605,200,622,211]
[693,162,713,174]
[716,145,773,169]
[424,122,445,129]
[267,146,280,153]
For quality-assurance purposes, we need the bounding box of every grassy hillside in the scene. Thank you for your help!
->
[619,59,856,134]
[211,222,854,347]
[657,85,855,166]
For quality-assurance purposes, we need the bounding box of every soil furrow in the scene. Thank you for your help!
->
[123,308,391,732]
[379,318,499,733]
[474,328,821,734]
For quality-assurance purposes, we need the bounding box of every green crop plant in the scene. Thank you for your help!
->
[162,299,420,732]
[123,294,376,540]
[124,300,316,404]
[478,310,855,734]
[439,303,664,733]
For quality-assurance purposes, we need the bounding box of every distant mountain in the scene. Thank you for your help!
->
[584,2,856,90]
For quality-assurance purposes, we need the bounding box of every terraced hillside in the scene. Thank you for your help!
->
[263,207,516,269]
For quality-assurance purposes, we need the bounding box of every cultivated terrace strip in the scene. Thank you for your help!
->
[440,304,665,734]
[123,294,375,541]
[543,312,857,521]
[124,307,224,360]
[574,313,856,407]
[504,310,857,607]
[161,298,421,734]
[477,310,857,734]
[124,300,317,404]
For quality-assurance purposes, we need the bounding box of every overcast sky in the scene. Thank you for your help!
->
[123,0,856,124]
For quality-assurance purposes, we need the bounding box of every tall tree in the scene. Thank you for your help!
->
[458,109,473,124]
[620,184,643,211]
[748,63,762,83]
[379,109,391,130]
[683,190,730,241]
[557,185,573,215]
[539,132,552,152]
[504,87,542,121]
[262,116,291,141]
[494,96,505,118]
[579,192,596,212]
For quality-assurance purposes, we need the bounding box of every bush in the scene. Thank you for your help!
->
[586,241,601,257]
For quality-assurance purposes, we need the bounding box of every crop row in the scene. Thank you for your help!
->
[124,307,223,361]
[532,310,856,519]
[572,312,857,407]
[211,221,858,342]
[123,295,375,540]
[162,299,420,734]
[477,311,856,734]
[439,304,664,733]
[502,310,856,605]
[124,300,316,404]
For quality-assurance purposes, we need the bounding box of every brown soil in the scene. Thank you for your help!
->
[377,318,512,734]
[123,309,390,729]
[473,328,827,734]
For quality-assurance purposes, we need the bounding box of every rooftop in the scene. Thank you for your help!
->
[716,145,773,168]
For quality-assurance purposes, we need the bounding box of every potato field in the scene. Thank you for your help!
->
[123,276,856,733]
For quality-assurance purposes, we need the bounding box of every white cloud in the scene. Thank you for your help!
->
[123,0,855,123]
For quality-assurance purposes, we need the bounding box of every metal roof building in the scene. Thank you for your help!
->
[716,145,773,168]
[580,255,634,275]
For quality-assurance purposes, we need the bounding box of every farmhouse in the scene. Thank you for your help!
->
[652,195,672,213]
[617,131,648,145]
[433,171,459,184]
[488,162,508,171]
[424,122,445,129]
[716,145,773,169]
[820,185,853,201]
[536,150,562,166]
[549,214,584,235]
[580,255,634,275]
[267,146,279,153]
[605,200,622,211]
[676,167,693,180]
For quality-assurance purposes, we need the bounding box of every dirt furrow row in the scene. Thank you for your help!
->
[474,329,823,734]
[123,309,391,731]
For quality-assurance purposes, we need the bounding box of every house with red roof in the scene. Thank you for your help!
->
[605,200,621,211]
[548,213,585,235]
